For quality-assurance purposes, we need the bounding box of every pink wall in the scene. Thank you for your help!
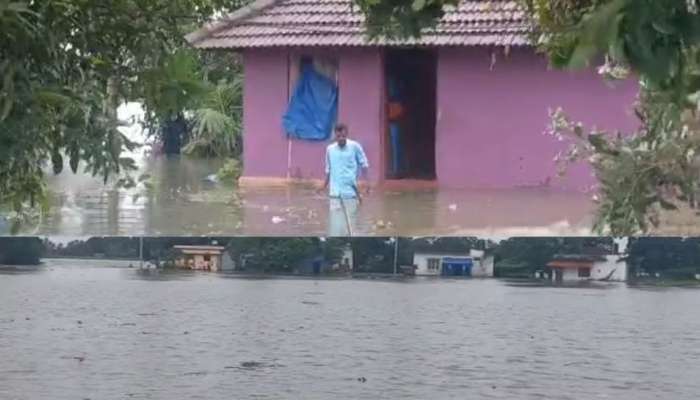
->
[243,46,639,191]
[435,47,639,191]
[242,48,384,183]
[242,50,290,178]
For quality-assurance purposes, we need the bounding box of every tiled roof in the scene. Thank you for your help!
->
[186,0,531,49]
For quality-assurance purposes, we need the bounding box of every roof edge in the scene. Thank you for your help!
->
[185,0,282,46]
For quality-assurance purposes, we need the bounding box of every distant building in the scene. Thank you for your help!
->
[173,245,234,272]
[413,249,494,277]
[547,238,628,282]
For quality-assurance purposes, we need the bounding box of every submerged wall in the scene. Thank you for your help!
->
[435,47,639,191]
[241,48,384,184]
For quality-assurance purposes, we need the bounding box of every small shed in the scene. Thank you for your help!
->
[173,245,230,272]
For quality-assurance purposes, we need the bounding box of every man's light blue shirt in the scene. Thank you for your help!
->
[325,139,369,199]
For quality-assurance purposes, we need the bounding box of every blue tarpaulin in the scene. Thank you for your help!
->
[282,60,338,141]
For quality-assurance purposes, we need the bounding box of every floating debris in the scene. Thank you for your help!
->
[239,361,265,369]
[203,174,219,184]
[448,204,458,211]
[183,371,207,376]
[271,216,285,224]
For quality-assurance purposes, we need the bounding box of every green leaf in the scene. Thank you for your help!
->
[412,0,426,12]
[568,0,628,69]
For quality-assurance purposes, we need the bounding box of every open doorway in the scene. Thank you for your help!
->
[384,48,437,180]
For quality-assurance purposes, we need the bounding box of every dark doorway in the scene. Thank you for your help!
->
[384,48,437,180]
[554,269,563,283]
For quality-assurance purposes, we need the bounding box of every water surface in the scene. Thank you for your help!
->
[6,156,596,236]
[1,260,699,399]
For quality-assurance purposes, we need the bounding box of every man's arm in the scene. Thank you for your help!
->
[355,143,370,194]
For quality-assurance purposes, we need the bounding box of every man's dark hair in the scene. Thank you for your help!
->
[335,123,348,134]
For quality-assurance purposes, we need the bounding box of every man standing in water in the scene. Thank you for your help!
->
[319,124,369,235]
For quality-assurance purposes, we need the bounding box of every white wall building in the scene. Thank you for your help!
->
[547,238,629,282]
[413,249,494,277]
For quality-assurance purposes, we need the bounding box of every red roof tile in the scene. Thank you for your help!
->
[187,0,531,49]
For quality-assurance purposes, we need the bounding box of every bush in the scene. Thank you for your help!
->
[0,237,44,265]
[661,267,699,280]
[216,159,242,184]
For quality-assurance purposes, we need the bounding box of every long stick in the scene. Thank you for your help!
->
[339,197,353,237]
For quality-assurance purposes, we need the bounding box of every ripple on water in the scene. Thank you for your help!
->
[2,262,700,399]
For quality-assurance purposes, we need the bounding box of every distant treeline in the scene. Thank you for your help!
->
[3,237,700,279]
[0,237,45,265]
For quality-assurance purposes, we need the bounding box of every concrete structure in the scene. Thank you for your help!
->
[413,249,494,277]
[173,245,234,272]
[547,238,628,282]
[188,0,638,192]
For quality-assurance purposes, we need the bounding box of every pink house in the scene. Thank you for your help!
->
[187,0,638,191]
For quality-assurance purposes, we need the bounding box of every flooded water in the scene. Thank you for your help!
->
[2,260,700,399]
[4,155,598,236]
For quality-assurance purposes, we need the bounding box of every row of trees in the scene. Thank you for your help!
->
[24,236,488,269]
[6,236,700,279]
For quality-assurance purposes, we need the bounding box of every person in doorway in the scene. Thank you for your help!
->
[319,124,369,236]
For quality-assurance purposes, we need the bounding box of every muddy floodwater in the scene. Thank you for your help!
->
[2,260,700,399]
[4,156,599,236]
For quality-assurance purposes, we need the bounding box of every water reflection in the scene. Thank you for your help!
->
[3,155,598,236]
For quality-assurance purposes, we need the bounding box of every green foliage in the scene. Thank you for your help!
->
[216,159,243,183]
[226,237,331,272]
[627,237,700,278]
[354,0,459,39]
[183,76,244,158]
[351,237,395,272]
[0,0,244,213]
[44,236,141,259]
[0,237,44,265]
[141,50,211,123]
